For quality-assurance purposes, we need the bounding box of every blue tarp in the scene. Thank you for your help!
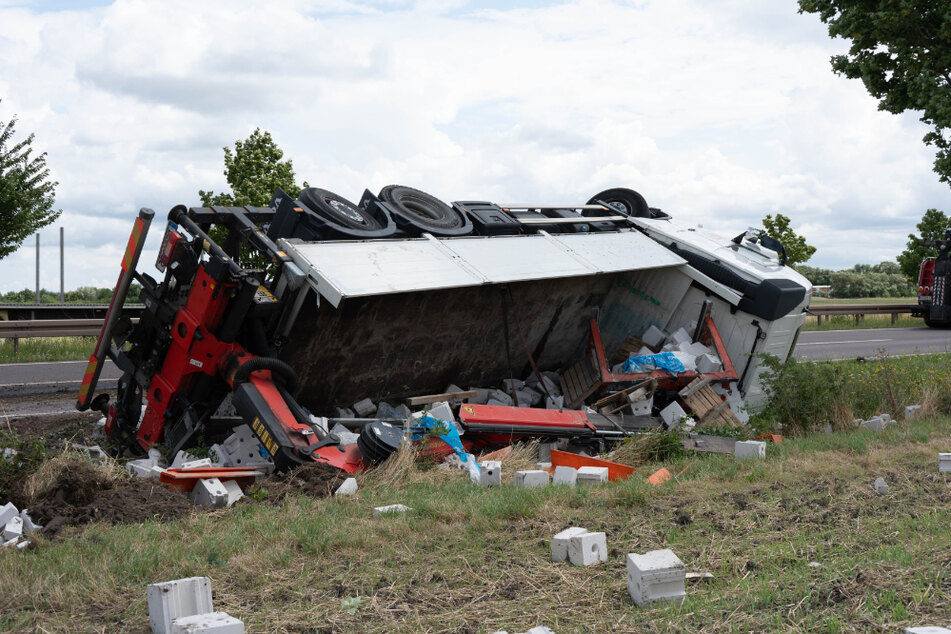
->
[621,351,686,375]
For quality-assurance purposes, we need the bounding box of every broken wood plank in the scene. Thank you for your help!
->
[681,433,737,455]
[679,376,713,399]
[407,390,478,406]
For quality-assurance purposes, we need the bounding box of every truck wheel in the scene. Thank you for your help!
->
[298,187,385,231]
[379,184,471,235]
[586,188,650,218]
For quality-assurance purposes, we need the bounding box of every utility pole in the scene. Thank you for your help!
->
[60,227,64,303]
[35,233,40,303]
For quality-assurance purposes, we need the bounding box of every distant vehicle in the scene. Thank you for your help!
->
[913,229,951,327]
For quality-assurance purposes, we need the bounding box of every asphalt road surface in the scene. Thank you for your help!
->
[793,326,951,361]
[0,359,120,397]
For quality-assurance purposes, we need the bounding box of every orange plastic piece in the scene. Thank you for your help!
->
[755,434,783,443]
[159,467,267,493]
[647,467,671,486]
[550,449,635,481]
[479,446,514,462]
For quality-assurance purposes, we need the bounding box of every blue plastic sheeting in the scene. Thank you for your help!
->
[411,415,480,474]
[621,352,686,375]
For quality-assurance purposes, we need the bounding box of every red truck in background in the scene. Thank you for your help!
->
[913,229,951,327]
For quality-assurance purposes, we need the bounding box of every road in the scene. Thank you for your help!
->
[0,359,120,397]
[793,326,951,361]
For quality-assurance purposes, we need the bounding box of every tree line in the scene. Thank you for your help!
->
[0,284,139,304]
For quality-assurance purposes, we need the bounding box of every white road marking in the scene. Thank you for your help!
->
[797,338,892,346]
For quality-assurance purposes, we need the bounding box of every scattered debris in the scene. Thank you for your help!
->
[334,477,359,496]
[807,561,822,568]
[147,576,243,634]
[568,531,607,566]
[903,628,951,634]
[646,467,671,486]
[190,478,231,508]
[549,450,635,482]
[514,470,549,488]
[627,549,686,606]
[373,504,413,518]
[874,477,889,495]
[734,440,766,460]
[576,466,609,485]
[940,454,951,473]
[685,571,714,581]
[474,461,501,487]
[905,405,923,420]
[551,526,588,563]
[552,465,578,486]
[859,414,893,432]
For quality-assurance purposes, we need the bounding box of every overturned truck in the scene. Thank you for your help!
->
[77,186,811,472]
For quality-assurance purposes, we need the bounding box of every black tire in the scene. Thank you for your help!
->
[298,187,385,231]
[379,184,472,236]
[586,188,650,218]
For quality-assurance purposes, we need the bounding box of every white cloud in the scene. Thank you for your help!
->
[1,0,950,293]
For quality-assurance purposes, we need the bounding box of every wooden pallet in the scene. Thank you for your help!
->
[560,354,602,409]
[592,378,656,415]
[678,377,743,428]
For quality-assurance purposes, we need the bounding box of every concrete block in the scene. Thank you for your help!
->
[577,466,609,485]
[150,465,166,480]
[905,405,923,420]
[670,351,697,372]
[734,440,766,460]
[181,458,213,470]
[524,627,556,634]
[861,416,887,431]
[552,466,577,486]
[659,401,688,428]
[568,531,607,566]
[2,537,19,548]
[221,480,243,507]
[696,353,721,374]
[677,340,709,358]
[375,401,402,420]
[19,510,40,534]
[487,399,510,407]
[641,325,666,349]
[502,378,524,392]
[476,461,502,486]
[939,453,951,473]
[147,576,214,634]
[545,395,565,410]
[352,398,376,417]
[629,393,653,416]
[334,407,355,418]
[128,458,157,478]
[526,374,561,397]
[626,549,686,606]
[514,470,549,488]
[191,478,229,508]
[538,441,557,463]
[3,516,23,541]
[904,628,951,633]
[335,477,359,496]
[874,477,889,495]
[373,504,413,517]
[488,389,514,407]
[331,423,360,446]
[515,388,542,408]
[669,328,691,347]
[0,502,18,527]
[428,401,455,422]
[170,612,244,633]
[551,526,587,562]
[536,462,552,470]
[467,388,492,405]
[15,539,29,549]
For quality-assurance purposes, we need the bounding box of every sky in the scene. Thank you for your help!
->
[1,0,949,293]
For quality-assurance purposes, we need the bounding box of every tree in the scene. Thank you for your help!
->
[761,213,817,265]
[799,1,951,184]
[896,208,950,281]
[0,107,59,259]
[199,128,307,206]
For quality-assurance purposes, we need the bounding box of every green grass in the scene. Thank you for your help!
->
[801,314,923,331]
[0,337,95,363]
[809,297,915,305]
[2,416,951,632]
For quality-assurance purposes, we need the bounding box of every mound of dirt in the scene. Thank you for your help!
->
[259,461,347,502]
[14,459,194,539]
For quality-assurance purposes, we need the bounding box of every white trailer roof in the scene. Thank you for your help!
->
[278,230,686,307]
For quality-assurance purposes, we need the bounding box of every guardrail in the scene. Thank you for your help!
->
[808,303,917,325]
[0,318,137,354]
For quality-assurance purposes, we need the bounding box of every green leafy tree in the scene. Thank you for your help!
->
[799,1,951,184]
[0,107,59,259]
[896,208,950,281]
[761,213,817,265]
[199,128,307,207]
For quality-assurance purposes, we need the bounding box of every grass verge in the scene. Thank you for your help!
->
[0,337,95,363]
[2,416,950,632]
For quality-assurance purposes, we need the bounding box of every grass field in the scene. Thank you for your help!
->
[0,336,95,363]
[1,414,949,632]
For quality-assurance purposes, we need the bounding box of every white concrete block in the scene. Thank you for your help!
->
[149,448,164,464]
[536,462,552,470]
[627,549,686,606]
[171,451,197,469]
[629,393,653,416]
[537,442,557,463]
[15,539,29,549]
[221,480,243,507]
[150,465,166,480]
[147,576,214,634]
[904,628,951,634]
[0,502,18,527]
[552,466,577,486]
[3,516,23,541]
[488,389,514,407]
[334,477,359,496]
[2,537,19,548]
[128,458,157,478]
[905,405,923,420]
[670,351,697,372]
[181,458,213,470]
[939,453,951,473]
[568,531,607,566]
[734,440,766,460]
[217,425,275,471]
[551,526,587,562]
[502,378,524,392]
[468,388,492,404]
[576,466,609,485]
[659,401,688,428]
[475,461,502,487]
[515,388,543,408]
[861,416,887,432]
[19,510,40,535]
[669,328,691,346]
[170,612,244,634]
[330,423,360,447]
[514,470,549,488]
[641,325,666,349]
[352,398,376,417]
[874,477,889,495]
[191,478,229,508]
[696,353,721,374]
[524,627,556,634]
[373,504,412,518]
